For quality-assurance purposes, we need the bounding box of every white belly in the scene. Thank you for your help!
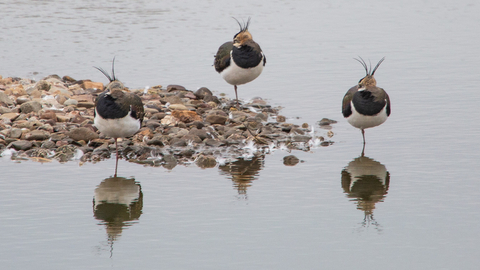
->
[221,56,264,86]
[347,103,388,130]
[94,111,141,138]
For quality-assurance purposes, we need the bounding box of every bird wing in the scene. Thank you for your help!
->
[342,85,358,118]
[128,94,145,124]
[214,42,233,73]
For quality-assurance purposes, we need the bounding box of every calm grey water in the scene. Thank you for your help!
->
[1,0,480,269]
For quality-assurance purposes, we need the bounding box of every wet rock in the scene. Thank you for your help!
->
[63,99,79,106]
[162,154,177,170]
[20,101,42,113]
[77,102,95,108]
[1,112,19,122]
[25,130,51,141]
[255,112,268,122]
[167,84,186,92]
[82,81,103,90]
[181,134,202,144]
[146,135,165,146]
[67,127,99,141]
[41,140,56,149]
[194,87,213,99]
[172,110,202,123]
[204,138,225,147]
[9,128,23,139]
[0,106,11,114]
[0,92,15,106]
[9,140,33,151]
[161,115,179,126]
[276,115,286,122]
[35,80,51,91]
[188,121,205,129]
[39,110,57,121]
[318,118,337,126]
[292,135,311,143]
[196,154,217,168]
[206,111,228,125]
[150,112,166,120]
[283,155,300,166]
[189,128,208,140]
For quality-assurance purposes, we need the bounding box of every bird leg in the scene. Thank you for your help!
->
[361,130,366,157]
[114,138,119,177]
[234,85,240,108]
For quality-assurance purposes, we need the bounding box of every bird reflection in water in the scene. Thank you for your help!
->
[341,153,390,232]
[218,155,264,200]
[93,176,143,257]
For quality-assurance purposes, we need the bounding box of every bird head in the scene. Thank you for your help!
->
[355,57,385,88]
[232,17,253,48]
[94,57,125,92]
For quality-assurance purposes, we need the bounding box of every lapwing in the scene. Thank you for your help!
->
[342,57,391,149]
[93,59,144,176]
[214,17,266,107]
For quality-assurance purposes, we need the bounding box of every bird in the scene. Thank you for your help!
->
[342,57,391,150]
[93,58,145,176]
[214,17,266,108]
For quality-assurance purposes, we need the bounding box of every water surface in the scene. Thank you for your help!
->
[1,0,480,269]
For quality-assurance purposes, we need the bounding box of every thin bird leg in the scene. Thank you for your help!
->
[234,85,239,108]
[114,138,119,177]
[361,129,366,157]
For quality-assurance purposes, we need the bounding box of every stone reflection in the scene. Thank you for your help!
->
[341,154,390,231]
[93,176,143,256]
[218,155,264,199]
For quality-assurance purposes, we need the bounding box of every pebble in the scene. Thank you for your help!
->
[20,101,42,113]
[0,75,336,167]
[283,155,300,166]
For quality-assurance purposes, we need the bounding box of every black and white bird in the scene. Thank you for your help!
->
[214,17,266,107]
[93,59,144,176]
[342,57,391,146]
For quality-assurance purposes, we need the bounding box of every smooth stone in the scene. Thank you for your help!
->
[168,104,188,110]
[150,112,166,120]
[204,138,225,147]
[283,155,300,166]
[77,102,95,108]
[0,106,11,114]
[160,115,179,126]
[63,99,78,106]
[181,134,202,144]
[292,135,311,143]
[166,84,186,92]
[25,130,51,141]
[20,101,42,113]
[41,140,56,149]
[9,128,23,139]
[1,112,19,122]
[195,154,217,168]
[205,112,227,125]
[82,81,103,90]
[194,87,213,99]
[10,140,33,151]
[0,92,15,106]
[171,110,202,123]
[68,127,99,141]
[276,115,286,122]
[162,154,177,170]
[189,128,208,140]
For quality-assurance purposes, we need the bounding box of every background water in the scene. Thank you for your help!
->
[1,0,480,269]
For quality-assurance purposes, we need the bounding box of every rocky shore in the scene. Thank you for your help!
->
[0,74,336,169]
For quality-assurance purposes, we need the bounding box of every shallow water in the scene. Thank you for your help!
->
[1,0,480,269]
